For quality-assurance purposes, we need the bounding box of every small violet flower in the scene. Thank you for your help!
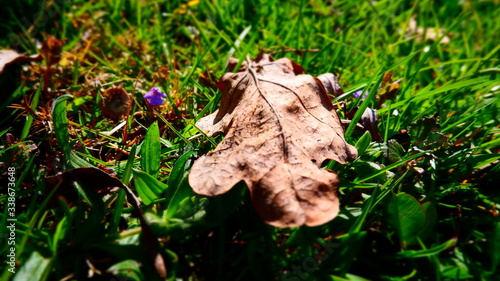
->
[353,90,368,100]
[144,87,167,106]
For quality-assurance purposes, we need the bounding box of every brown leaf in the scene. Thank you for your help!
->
[360,107,383,142]
[0,50,42,74]
[99,85,131,119]
[189,54,357,228]
[316,73,344,98]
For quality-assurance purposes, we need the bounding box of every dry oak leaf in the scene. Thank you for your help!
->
[0,50,42,74]
[189,54,358,228]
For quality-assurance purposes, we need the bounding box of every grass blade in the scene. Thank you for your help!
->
[141,122,161,177]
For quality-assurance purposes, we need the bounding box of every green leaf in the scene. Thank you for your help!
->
[67,150,92,168]
[122,144,137,184]
[166,176,196,220]
[329,273,371,281]
[68,95,93,113]
[396,239,456,258]
[141,122,161,177]
[51,94,73,153]
[109,145,137,233]
[51,216,68,254]
[165,150,193,193]
[352,161,387,182]
[13,251,51,281]
[107,260,144,281]
[441,258,474,279]
[408,116,449,150]
[387,193,426,248]
[419,201,437,240]
[164,151,196,219]
[132,169,168,205]
[145,212,171,236]
[387,139,406,163]
[355,131,371,156]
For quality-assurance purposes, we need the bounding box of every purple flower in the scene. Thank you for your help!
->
[144,87,167,106]
[353,90,368,100]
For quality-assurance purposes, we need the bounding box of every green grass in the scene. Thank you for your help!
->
[1,0,499,280]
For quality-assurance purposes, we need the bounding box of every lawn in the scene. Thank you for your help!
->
[1,0,499,280]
